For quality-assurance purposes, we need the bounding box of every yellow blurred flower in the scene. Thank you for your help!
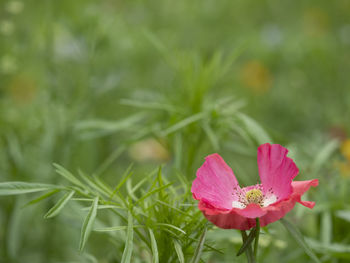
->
[341,139,350,162]
[7,73,37,104]
[128,138,170,163]
[240,60,272,94]
[303,7,329,37]
[335,161,350,178]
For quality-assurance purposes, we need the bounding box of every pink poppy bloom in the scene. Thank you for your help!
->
[191,143,318,230]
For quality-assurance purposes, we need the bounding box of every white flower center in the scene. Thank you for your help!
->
[231,187,278,209]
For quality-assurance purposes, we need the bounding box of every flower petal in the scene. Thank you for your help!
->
[197,179,318,230]
[259,179,318,227]
[257,143,299,201]
[191,153,240,210]
[234,204,267,218]
[291,179,319,208]
[199,201,256,230]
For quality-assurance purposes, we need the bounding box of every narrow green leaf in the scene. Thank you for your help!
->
[53,163,84,188]
[137,183,172,204]
[23,189,60,207]
[94,225,143,232]
[280,218,321,263]
[120,99,178,113]
[191,225,207,263]
[202,122,219,150]
[78,170,107,196]
[312,140,339,173]
[149,229,159,263]
[237,113,271,145]
[121,211,134,263]
[0,182,57,195]
[76,113,146,140]
[110,164,134,199]
[173,239,185,263]
[307,238,350,256]
[44,190,75,219]
[321,211,332,245]
[79,196,99,251]
[94,145,126,176]
[156,223,186,235]
[81,205,125,211]
[237,228,257,256]
[336,210,350,222]
[162,113,204,136]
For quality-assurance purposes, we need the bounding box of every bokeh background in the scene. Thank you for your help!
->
[1,0,350,262]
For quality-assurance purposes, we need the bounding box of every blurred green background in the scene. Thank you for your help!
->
[1,0,350,262]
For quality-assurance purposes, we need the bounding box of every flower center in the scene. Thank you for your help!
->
[245,189,263,205]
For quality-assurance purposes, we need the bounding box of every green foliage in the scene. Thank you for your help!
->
[280,219,321,263]
[1,0,349,262]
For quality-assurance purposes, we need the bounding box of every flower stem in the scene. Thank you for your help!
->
[240,230,255,263]
[254,218,260,260]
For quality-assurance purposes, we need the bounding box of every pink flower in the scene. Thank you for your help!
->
[191,143,318,230]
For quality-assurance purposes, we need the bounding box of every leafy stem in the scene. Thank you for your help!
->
[254,218,260,260]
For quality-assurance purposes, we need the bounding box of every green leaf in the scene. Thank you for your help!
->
[162,113,204,136]
[280,218,321,263]
[191,225,207,263]
[312,140,339,173]
[110,164,134,199]
[237,228,257,256]
[81,205,125,211]
[149,229,159,263]
[23,189,60,207]
[121,211,134,263]
[136,183,172,204]
[94,225,143,232]
[307,238,350,258]
[173,239,185,263]
[120,99,178,113]
[336,210,350,222]
[236,113,271,145]
[156,223,186,235]
[321,211,332,245]
[53,163,85,188]
[44,190,75,219]
[79,196,99,251]
[75,113,146,140]
[202,122,219,150]
[0,182,58,195]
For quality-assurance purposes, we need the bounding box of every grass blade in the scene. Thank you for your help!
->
[23,189,60,207]
[79,196,99,251]
[336,210,350,222]
[137,183,172,204]
[280,218,321,263]
[173,239,185,263]
[121,211,134,263]
[149,229,159,263]
[191,225,207,263]
[53,163,85,188]
[94,225,144,232]
[156,223,186,235]
[162,113,204,136]
[236,113,271,145]
[0,182,58,195]
[237,228,257,256]
[44,190,75,219]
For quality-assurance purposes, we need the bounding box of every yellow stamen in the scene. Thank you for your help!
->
[245,189,263,205]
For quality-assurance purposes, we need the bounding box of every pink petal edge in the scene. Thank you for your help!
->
[197,179,318,230]
[191,153,240,210]
[257,143,299,201]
